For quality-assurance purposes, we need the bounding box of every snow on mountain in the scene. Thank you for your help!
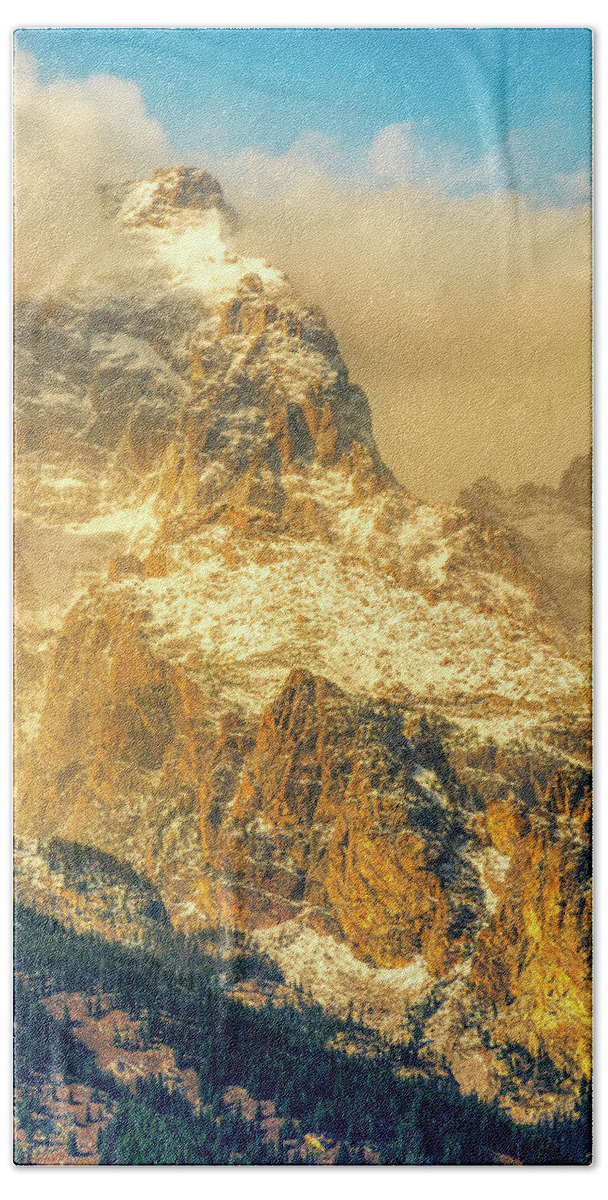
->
[14,169,591,1121]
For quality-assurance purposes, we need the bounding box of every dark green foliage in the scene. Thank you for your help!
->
[97,1078,290,1165]
[14,976,97,1086]
[14,903,591,1166]
[46,838,169,922]
[13,1139,27,1165]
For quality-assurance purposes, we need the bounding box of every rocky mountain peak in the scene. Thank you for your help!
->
[558,452,591,512]
[120,166,234,228]
[156,268,392,526]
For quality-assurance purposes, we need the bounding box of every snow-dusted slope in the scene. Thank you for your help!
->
[99,475,584,727]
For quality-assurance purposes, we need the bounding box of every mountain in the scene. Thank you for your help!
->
[458,454,591,656]
[14,167,591,1123]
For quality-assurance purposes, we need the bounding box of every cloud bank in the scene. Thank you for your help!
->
[13,49,171,299]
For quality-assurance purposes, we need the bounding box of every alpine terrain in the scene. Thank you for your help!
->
[15,168,591,1147]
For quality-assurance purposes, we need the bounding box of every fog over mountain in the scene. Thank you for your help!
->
[458,454,591,656]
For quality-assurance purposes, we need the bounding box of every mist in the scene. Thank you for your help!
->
[215,148,591,500]
[13,49,171,300]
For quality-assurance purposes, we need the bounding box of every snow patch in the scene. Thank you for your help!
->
[255,919,431,1039]
[469,847,511,915]
[130,207,284,302]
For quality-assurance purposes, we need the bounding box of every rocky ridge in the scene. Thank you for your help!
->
[458,454,592,657]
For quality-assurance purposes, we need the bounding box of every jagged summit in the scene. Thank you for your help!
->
[120,166,234,228]
[150,267,393,535]
[113,165,284,302]
[458,452,591,654]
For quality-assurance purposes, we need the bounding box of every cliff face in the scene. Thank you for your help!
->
[15,168,591,1121]
[196,669,477,976]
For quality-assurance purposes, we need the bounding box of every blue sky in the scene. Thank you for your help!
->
[15,27,592,205]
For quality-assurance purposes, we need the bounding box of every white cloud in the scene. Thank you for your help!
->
[366,122,429,184]
[13,48,172,298]
[205,116,590,210]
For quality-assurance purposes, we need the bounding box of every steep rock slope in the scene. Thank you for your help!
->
[15,168,591,1119]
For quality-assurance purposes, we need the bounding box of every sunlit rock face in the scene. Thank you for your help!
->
[119,167,233,227]
[15,168,591,1122]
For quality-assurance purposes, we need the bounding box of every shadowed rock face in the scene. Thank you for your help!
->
[458,453,592,655]
[126,167,231,223]
[15,168,591,1122]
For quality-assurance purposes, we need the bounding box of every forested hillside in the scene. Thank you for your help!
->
[14,904,591,1165]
